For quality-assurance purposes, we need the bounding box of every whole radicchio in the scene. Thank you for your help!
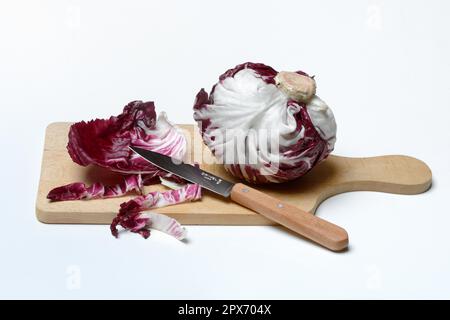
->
[193,62,337,183]
[47,101,202,240]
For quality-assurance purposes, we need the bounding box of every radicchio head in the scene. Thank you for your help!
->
[193,62,337,183]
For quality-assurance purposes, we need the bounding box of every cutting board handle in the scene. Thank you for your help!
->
[290,155,433,214]
[333,155,432,195]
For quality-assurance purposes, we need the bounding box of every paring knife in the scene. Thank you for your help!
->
[130,146,349,251]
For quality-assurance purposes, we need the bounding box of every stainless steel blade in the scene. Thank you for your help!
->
[130,146,234,197]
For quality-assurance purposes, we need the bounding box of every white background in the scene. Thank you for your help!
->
[0,0,449,299]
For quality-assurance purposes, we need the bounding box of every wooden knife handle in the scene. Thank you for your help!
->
[230,183,349,251]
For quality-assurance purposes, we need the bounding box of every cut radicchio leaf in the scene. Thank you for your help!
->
[46,100,201,241]
[47,101,186,202]
[67,100,186,175]
[47,174,144,201]
[110,183,202,239]
[193,62,337,184]
[112,211,188,240]
[46,173,182,201]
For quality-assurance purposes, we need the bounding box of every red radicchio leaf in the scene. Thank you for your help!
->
[47,101,186,201]
[47,100,202,241]
[67,100,186,174]
[110,183,202,239]
[47,174,144,201]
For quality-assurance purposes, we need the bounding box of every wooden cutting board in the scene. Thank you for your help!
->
[36,123,432,225]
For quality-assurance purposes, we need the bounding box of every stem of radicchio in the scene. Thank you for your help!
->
[110,183,202,239]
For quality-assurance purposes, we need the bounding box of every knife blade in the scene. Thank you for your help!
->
[130,146,348,251]
[130,146,234,197]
